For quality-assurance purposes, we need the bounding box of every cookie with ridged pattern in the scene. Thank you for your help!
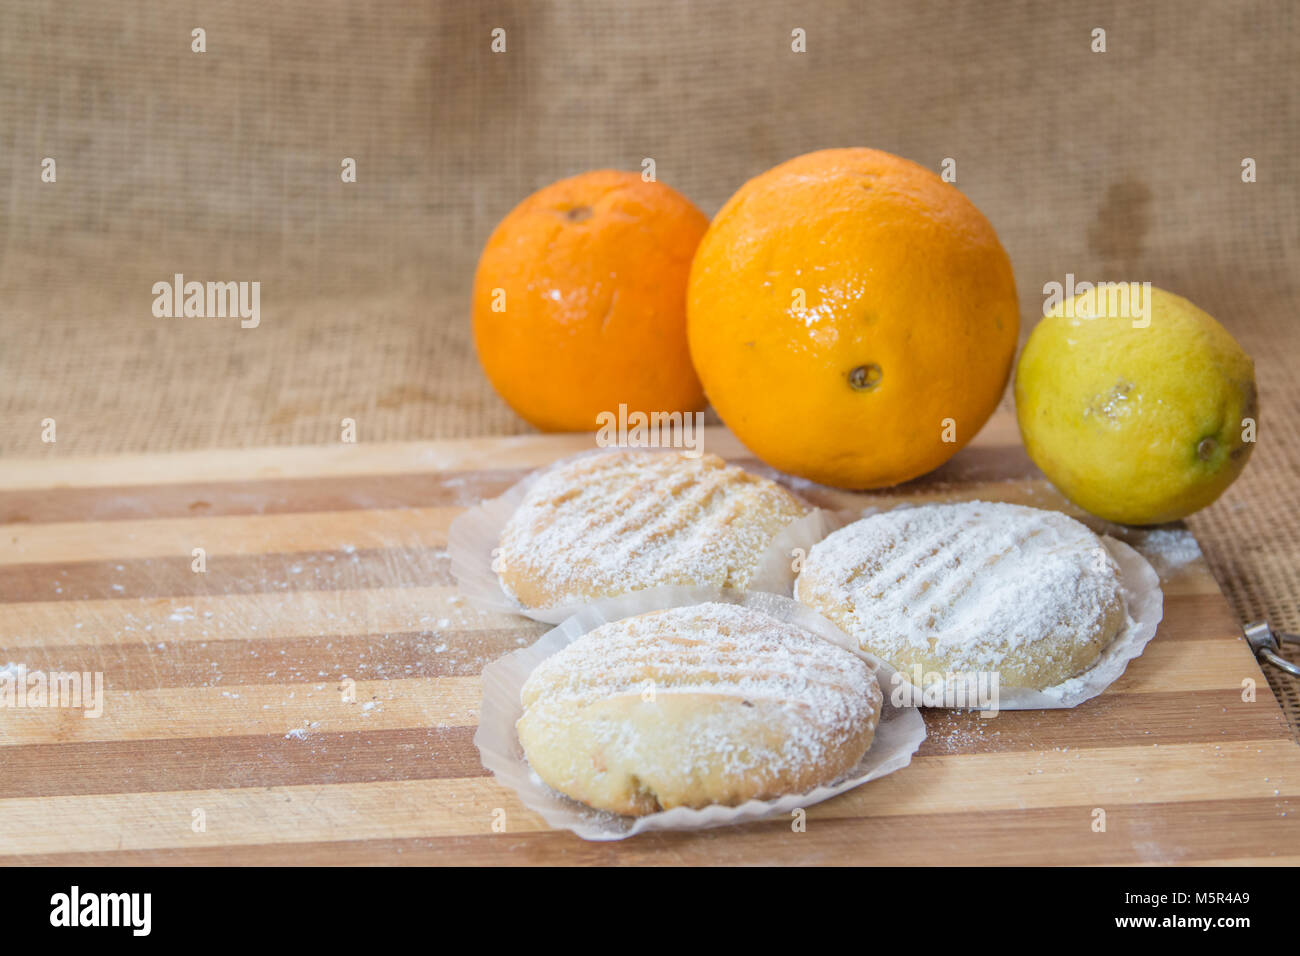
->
[496,451,809,610]
[517,603,882,815]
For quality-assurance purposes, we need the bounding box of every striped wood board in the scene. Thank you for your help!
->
[2,412,1298,865]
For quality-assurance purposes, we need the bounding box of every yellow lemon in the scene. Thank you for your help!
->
[1015,284,1257,525]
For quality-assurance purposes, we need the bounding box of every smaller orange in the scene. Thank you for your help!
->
[472,171,709,432]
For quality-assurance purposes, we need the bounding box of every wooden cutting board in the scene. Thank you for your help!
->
[2,412,1298,865]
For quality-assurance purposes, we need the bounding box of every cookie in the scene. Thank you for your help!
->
[517,603,882,815]
[496,451,809,609]
[794,501,1128,690]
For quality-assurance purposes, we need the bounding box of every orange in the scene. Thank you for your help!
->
[687,148,1019,489]
[473,170,709,432]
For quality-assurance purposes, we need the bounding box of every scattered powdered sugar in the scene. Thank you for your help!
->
[519,603,881,782]
[795,501,1127,677]
[1128,527,1203,576]
[496,451,808,609]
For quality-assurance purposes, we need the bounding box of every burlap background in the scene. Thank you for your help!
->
[2,1,1298,718]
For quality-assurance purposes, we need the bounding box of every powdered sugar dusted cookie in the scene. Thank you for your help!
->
[517,603,882,815]
[794,501,1128,690]
[496,451,809,609]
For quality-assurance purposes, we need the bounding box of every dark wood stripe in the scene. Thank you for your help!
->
[6,797,1293,866]
[14,626,545,691]
[0,593,1241,691]
[4,690,1288,798]
[0,547,454,603]
[0,727,483,799]
[915,687,1294,756]
[0,468,526,525]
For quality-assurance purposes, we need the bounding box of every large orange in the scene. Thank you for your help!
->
[473,170,708,432]
[687,148,1019,488]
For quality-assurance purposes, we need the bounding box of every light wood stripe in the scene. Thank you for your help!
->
[1106,636,1267,693]
[0,546,454,603]
[1,740,1295,856]
[0,507,457,566]
[4,628,530,691]
[0,678,483,746]
[847,740,1300,818]
[0,418,1030,492]
[0,456,1045,527]
[0,587,526,648]
[9,802,1298,867]
[0,471,521,526]
[0,434,639,490]
[0,727,483,798]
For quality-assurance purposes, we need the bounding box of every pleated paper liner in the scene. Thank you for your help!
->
[474,587,928,841]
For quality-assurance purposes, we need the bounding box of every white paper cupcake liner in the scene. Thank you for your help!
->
[474,587,928,841]
[447,449,845,624]
[860,534,1164,711]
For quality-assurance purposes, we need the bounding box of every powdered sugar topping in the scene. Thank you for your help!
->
[497,451,808,608]
[520,603,880,778]
[796,501,1127,674]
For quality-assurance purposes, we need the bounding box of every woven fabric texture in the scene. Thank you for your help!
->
[1,1,1298,719]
